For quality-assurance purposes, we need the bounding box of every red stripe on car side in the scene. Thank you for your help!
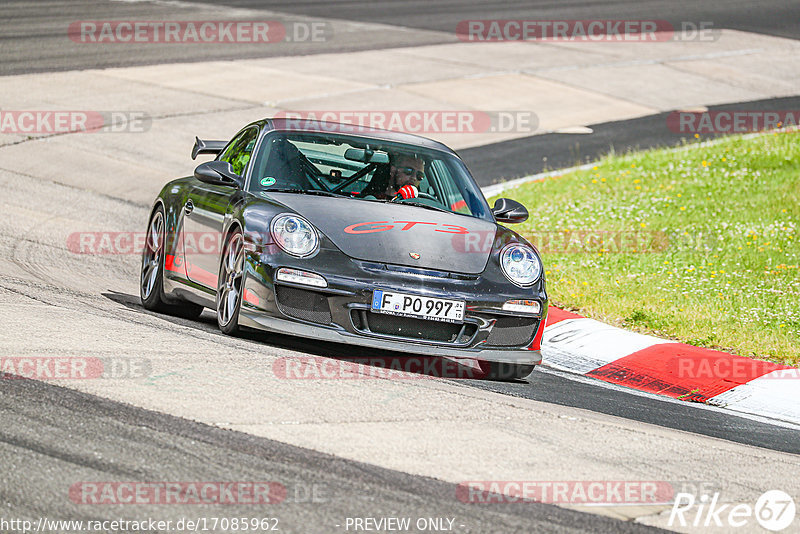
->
[164,254,184,273]
[165,254,217,287]
[527,316,546,351]
[187,264,217,288]
[243,289,260,306]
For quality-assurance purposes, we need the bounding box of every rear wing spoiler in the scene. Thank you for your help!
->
[191,137,227,160]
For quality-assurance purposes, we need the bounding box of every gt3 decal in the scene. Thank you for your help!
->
[344,221,470,234]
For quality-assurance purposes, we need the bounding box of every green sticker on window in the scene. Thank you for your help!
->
[260,177,276,187]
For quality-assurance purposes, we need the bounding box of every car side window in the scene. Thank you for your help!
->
[429,160,469,213]
[219,127,259,177]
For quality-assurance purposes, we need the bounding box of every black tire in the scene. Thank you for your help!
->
[216,227,245,336]
[140,205,204,319]
[478,361,535,381]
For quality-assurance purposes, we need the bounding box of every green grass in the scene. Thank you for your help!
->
[492,131,800,366]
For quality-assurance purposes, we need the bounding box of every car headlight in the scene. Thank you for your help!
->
[500,244,542,287]
[270,214,319,257]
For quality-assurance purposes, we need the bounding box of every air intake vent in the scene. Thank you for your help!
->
[351,310,477,345]
[486,317,538,347]
[275,285,332,325]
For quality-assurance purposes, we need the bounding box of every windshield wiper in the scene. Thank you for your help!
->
[394,200,451,213]
[266,189,342,197]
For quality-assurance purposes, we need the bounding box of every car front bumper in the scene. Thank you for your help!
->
[238,307,543,365]
[239,249,547,366]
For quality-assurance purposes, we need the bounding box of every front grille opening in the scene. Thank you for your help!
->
[275,285,332,325]
[351,310,477,344]
[356,260,480,280]
[486,317,538,347]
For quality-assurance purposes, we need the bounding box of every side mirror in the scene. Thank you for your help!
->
[492,198,528,224]
[194,161,242,188]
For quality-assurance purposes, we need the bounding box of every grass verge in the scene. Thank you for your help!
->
[492,131,799,365]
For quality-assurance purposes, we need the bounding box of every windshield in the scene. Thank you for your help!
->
[248,131,492,221]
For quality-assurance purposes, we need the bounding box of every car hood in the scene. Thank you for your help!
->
[269,193,496,274]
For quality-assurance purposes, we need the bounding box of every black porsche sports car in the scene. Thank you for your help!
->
[140,119,547,379]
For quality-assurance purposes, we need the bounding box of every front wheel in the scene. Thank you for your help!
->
[217,228,245,335]
[478,361,535,381]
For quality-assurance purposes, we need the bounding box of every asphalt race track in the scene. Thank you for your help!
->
[207,0,800,41]
[2,378,652,533]
[1,1,799,533]
[4,0,798,75]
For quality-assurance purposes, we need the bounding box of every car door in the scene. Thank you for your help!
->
[183,126,259,289]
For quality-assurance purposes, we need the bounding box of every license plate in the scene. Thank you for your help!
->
[371,290,465,323]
